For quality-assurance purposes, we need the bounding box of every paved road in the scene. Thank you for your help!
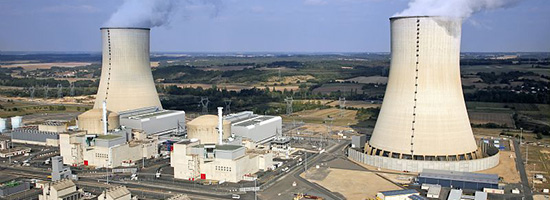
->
[259,140,348,200]
[514,139,533,200]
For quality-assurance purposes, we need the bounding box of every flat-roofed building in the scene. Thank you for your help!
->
[119,107,185,136]
[377,189,420,200]
[10,121,69,146]
[225,111,282,144]
[418,169,498,190]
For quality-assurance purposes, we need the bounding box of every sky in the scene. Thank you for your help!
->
[0,0,548,53]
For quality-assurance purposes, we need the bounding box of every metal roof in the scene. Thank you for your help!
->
[419,169,498,184]
[380,189,418,196]
[408,194,428,200]
[232,116,278,127]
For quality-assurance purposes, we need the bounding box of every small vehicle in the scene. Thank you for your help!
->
[232,194,240,199]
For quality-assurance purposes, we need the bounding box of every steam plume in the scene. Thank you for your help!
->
[105,0,178,28]
[394,0,523,18]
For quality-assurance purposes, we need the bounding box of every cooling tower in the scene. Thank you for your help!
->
[94,27,162,113]
[358,16,499,172]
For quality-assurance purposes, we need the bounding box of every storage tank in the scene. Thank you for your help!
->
[94,27,162,113]
[77,109,120,135]
[11,116,23,130]
[0,118,6,132]
[187,115,231,144]
[363,16,495,172]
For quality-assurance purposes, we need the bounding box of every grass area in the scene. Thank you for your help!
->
[0,100,91,118]
[461,64,550,76]
[283,108,358,126]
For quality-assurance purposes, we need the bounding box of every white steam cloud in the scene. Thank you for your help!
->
[105,0,222,28]
[394,0,523,18]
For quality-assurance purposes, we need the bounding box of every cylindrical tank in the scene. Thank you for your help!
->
[369,16,477,158]
[11,116,23,130]
[0,118,6,132]
[77,109,120,135]
[94,27,162,113]
[187,115,231,144]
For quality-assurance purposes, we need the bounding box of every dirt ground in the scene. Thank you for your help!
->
[478,150,521,183]
[302,167,401,200]
[286,108,358,126]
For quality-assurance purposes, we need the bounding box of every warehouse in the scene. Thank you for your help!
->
[10,121,67,146]
[119,107,185,136]
[417,169,498,190]
[225,111,282,144]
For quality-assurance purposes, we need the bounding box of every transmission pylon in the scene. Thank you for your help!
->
[44,86,49,99]
[57,84,63,98]
[30,86,35,100]
[200,97,210,114]
[338,97,346,117]
[224,99,232,115]
[70,82,75,96]
[285,97,294,116]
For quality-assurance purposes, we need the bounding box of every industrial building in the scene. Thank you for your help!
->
[38,179,82,200]
[224,111,282,143]
[171,140,273,182]
[376,189,420,200]
[0,179,30,198]
[51,156,72,181]
[59,129,157,168]
[353,16,499,172]
[10,121,68,146]
[94,27,162,113]
[119,107,185,135]
[97,186,131,200]
[417,169,498,190]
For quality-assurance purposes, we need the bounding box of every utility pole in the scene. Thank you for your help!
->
[526,143,528,165]
[520,128,523,145]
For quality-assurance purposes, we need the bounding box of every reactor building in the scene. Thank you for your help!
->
[349,16,499,172]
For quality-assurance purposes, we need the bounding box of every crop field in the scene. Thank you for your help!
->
[461,64,550,76]
[0,62,92,70]
[327,100,380,109]
[468,111,515,127]
[283,108,358,126]
[344,76,388,84]
[312,83,365,95]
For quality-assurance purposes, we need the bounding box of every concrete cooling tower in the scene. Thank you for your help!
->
[94,27,162,113]
[356,16,499,172]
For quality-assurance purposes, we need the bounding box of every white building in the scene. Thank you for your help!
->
[59,129,157,168]
[38,179,82,200]
[97,186,131,200]
[119,107,185,136]
[171,140,273,183]
[224,111,282,144]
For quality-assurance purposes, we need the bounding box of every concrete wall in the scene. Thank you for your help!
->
[348,148,499,172]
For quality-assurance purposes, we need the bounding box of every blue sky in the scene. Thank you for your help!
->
[0,0,548,52]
